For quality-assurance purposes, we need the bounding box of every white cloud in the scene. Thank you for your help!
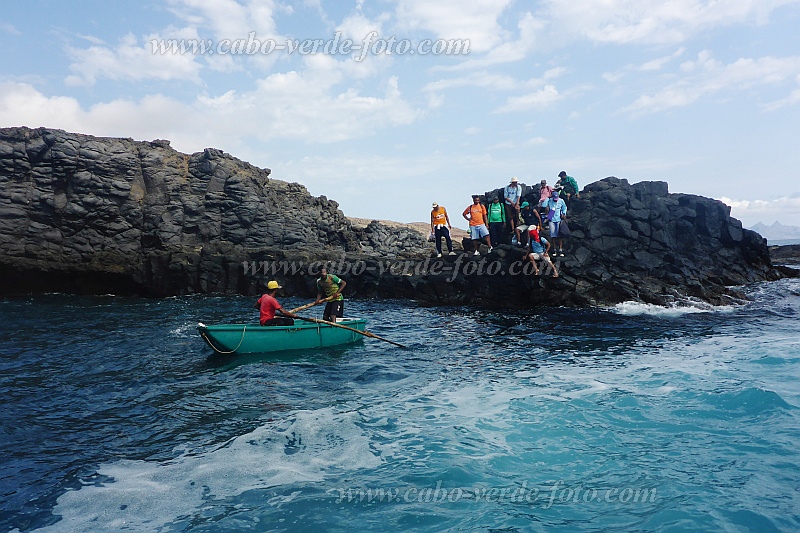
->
[495,84,562,113]
[623,52,800,115]
[64,0,289,86]
[64,31,204,86]
[540,0,800,45]
[640,48,686,71]
[489,137,548,149]
[0,22,21,36]
[0,58,421,151]
[435,11,545,71]
[395,0,513,53]
[166,0,281,42]
[720,195,800,226]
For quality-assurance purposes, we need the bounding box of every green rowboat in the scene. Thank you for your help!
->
[197,319,367,355]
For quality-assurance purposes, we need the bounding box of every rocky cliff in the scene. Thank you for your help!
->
[0,127,421,295]
[0,127,787,307]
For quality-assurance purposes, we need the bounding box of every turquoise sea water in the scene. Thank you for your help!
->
[2,277,800,532]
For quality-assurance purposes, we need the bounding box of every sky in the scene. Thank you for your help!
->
[1,0,800,230]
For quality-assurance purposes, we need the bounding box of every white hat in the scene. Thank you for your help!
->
[511,177,519,183]
[432,202,438,207]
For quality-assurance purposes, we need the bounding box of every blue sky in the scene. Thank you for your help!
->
[2,0,800,228]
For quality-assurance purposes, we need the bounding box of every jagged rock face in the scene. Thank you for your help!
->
[0,127,362,294]
[0,127,785,306]
[416,177,781,307]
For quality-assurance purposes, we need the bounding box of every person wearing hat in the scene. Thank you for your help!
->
[555,171,579,206]
[537,179,554,222]
[255,280,298,326]
[539,189,568,257]
[503,177,523,239]
[538,179,554,204]
[430,202,456,257]
[462,194,491,255]
[315,266,346,322]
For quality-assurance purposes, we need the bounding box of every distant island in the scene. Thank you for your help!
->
[0,126,795,308]
[749,221,800,244]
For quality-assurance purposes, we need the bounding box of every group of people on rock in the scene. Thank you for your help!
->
[430,171,580,278]
[256,172,580,327]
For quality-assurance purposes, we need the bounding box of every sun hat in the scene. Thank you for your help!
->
[267,280,282,290]
[540,179,547,185]
[511,177,519,183]
[432,202,438,207]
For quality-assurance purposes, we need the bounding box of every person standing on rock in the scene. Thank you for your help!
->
[463,195,491,255]
[487,195,507,250]
[540,190,568,257]
[316,266,346,322]
[255,280,299,326]
[538,179,554,219]
[555,171,580,207]
[503,177,523,238]
[430,202,456,257]
[526,228,559,278]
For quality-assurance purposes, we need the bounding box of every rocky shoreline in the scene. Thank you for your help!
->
[1,127,794,307]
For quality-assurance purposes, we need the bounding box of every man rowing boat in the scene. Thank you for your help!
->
[315,266,346,322]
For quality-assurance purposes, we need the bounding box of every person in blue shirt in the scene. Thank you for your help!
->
[540,190,568,257]
[525,227,558,277]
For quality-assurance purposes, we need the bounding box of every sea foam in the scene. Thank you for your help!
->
[38,407,381,532]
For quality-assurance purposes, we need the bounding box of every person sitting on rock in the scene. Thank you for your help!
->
[430,202,456,257]
[540,190,568,257]
[255,280,298,326]
[463,195,491,255]
[526,227,558,278]
[555,171,580,207]
[517,200,542,246]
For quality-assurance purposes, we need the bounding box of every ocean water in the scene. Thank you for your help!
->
[1,278,800,532]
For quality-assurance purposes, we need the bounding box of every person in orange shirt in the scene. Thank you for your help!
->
[462,195,492,255]
[430,202,457,257]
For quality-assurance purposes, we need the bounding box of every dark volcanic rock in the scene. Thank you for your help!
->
[0,127,368,295]
[394,177,784,307]
[0,128,786,307]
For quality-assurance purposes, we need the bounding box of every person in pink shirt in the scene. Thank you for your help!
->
[538,179,553,203]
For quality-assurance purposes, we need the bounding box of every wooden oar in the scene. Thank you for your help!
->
[295,316,407,349]
[288,298,330,314]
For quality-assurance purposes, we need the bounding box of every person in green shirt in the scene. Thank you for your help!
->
[315,266,346,322]
[487,195,506,251]
[556,171,580,207]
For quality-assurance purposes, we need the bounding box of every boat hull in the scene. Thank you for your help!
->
[198,319,367,355]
